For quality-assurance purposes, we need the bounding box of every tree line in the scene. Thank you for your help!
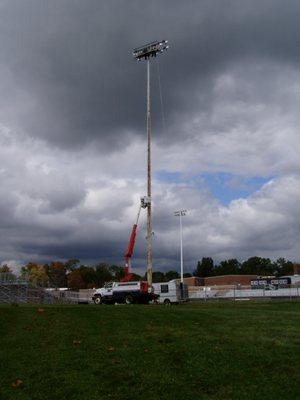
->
[193,257,296,278]
[0,260,181,290]
[0,256,297,290]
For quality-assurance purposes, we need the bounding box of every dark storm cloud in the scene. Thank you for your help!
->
[1,1,300,269]
[1,0,300,150]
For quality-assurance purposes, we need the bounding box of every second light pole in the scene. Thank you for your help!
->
[174,210,187,296]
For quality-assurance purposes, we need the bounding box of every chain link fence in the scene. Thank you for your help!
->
[0,273,92,304]
[189,284,300,301]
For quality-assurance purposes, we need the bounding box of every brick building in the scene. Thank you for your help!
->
[293,263,300,275]
[175,277,204,286]
[176,275,258,287]
[203,275,257,286]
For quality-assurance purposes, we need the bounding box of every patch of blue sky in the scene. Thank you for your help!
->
[155,170,273,205]
[198,172,272,205]
[155,170,183,184]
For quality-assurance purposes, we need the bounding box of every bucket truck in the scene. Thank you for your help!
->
[92,197,158,304]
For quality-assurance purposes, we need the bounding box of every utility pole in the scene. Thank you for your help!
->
[174,210,187,298]
[133,41,169,289]
[146,58,152,288]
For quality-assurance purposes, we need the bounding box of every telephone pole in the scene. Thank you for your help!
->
[133,41,169,288]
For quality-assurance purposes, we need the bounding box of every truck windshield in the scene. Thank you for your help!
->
[104,283,113,289]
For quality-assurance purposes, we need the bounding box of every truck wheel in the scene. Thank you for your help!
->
[94,295,102,305]
[164,299,171,306]
[125,294,134,305]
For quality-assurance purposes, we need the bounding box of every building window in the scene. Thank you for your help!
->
[161,284,169,293]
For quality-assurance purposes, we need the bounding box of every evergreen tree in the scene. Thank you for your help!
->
[273,258,294,277]
[214,259,241,275]
[240,257,274,276]
[194,257,214,277]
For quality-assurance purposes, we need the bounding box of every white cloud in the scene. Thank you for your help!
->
[162,59,300,178]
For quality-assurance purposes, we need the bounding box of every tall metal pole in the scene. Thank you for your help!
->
[179,212,183,284]
[132,40,169,290]
[146,59,153,288]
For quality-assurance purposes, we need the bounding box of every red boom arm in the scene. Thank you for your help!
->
[121,203,143,282]
[121,224,137,282]
[124,224,138,260]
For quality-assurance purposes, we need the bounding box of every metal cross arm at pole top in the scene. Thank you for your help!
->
[174,210,187,217]
[133,40,169,61]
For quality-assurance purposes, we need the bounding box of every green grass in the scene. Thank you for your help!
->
[0,301,299,400]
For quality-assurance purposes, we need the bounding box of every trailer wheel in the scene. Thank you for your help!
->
[164,299,171,306]
[125,294,134,305]
[94,295,102,305]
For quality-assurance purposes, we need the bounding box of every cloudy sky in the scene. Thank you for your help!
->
[0,0,299,273]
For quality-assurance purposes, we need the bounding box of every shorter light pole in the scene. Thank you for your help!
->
[174,210,187,298]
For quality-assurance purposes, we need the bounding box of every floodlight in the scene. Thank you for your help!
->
[133,40,169,60]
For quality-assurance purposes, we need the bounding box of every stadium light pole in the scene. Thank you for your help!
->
[174,210,187,297]
[133,41,169,289]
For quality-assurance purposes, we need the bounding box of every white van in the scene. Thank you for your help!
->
[152,280,189,305]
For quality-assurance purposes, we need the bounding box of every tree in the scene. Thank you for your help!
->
[214,259,241,275]
[240,257,274,276]
[183,273,192,278]
[94,263,113,287]
[194,257,214,277]
[78,266,97,288]
[0,264,16,282]
[47,261,67,288]
[0,264,11,273]
[109,265,125,281]
[273,258,294,277]
[67,270,86,290]
[22,262,49,286]
[165,270,180,281]
[65,259,80,272]
[152,271,166,283]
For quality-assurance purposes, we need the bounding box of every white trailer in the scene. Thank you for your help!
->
[152,280,189,305]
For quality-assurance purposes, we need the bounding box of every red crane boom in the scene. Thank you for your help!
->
[121,204,142,282]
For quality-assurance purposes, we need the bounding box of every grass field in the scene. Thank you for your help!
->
[0,301,299,400]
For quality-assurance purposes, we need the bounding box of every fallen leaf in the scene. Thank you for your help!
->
[37,308,44,313]
[108,346,115,352]
[111,358,121,364]
[144,348,149,353]
[11,379,23,388]
[73,340,82,345]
